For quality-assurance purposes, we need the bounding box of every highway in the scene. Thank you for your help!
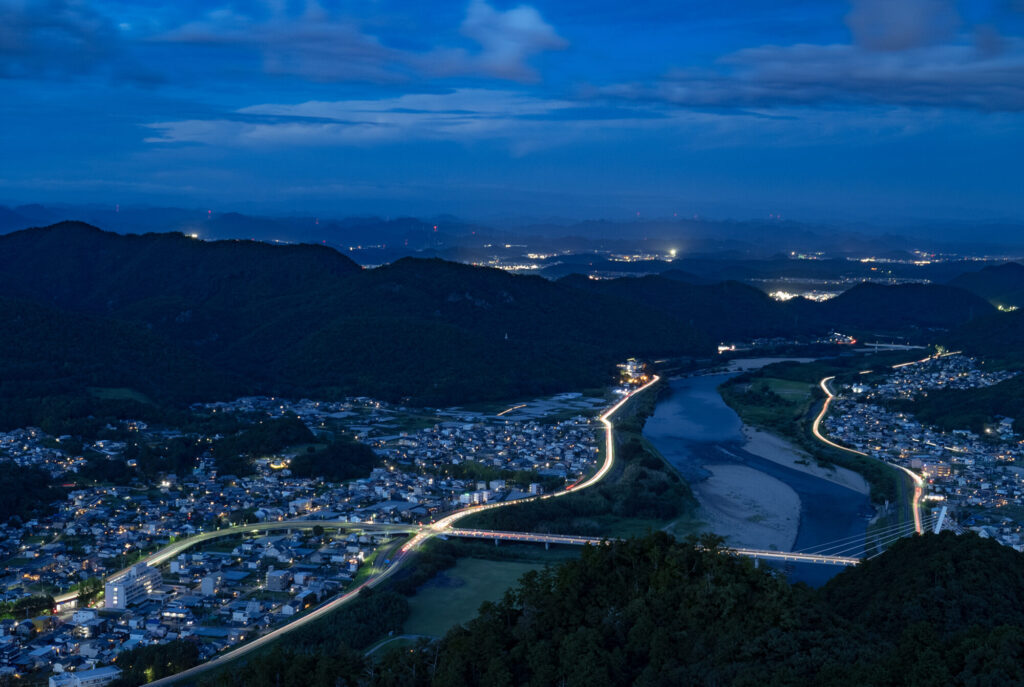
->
[144,376,662,684]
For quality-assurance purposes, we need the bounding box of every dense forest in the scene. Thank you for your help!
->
[212,416,315,475]
[373,532,1024,687]
[288,438,382,482]
[0,462,63,521]
[181,532,1024,687]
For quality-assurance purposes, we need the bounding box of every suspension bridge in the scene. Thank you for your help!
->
[445,506,952,566]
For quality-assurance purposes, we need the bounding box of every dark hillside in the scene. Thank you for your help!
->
[949,261,1024,308]
[0,223,1001,410]
[366,532,1024,687]
[816,282,993,330]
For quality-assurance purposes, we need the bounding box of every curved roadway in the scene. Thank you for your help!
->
[146,376,661,685]
[813,375,923,534]
[53,521,411,607]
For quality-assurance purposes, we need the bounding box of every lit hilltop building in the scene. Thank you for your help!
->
[104,563,161,610]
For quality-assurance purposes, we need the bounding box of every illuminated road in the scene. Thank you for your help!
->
[445,529,861,565]
[147,539,414,687]
[401,376,662,553]
[812,374,923,534]
[729,548,859,566]
[53,520,411,608]
[495,403,528,417]
[145,377,662,684]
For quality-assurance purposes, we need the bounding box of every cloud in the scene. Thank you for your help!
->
[845,0,960,51]
[156,6,409,83]
[144,89,583,149]
[602,40,1024,111]
[144,86,911,158]
[423,0,568,81]
[0,0,119,79]
[157,0,567,84]
[598,0,1024,114]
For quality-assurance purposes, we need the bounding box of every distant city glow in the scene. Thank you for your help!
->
[769,290,837,302]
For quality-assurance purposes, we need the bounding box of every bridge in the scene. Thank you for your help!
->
[444,528,863,565]
[92,372,939,685]
[441,526,936,566]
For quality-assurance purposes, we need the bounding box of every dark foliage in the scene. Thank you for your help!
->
[212,416,314,476]
[0,223,997,426]
[0,594,54,619]
[0,462,62,520]
[948,261,1024,308]
[376,532,1024,687]
[197,589,409,687]
[110,639,201,686]
[288,438,381,482]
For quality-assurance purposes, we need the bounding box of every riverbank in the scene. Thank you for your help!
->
[692,462,800,551]
[742,426,870,496]
[645,369,873,584]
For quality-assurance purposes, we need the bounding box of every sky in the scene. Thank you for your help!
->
[1,0,1023,223]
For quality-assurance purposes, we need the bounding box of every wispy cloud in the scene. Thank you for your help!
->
[156,0,567,84]
[144,89,583,151]
[0,0,118,79]
[599,0,1024,112]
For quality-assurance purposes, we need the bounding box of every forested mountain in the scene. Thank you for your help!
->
[949,261,1024,308]
[370,532,1024,687]
[0,223,998,418]
[0,295,243,403]
[813,282,993,330]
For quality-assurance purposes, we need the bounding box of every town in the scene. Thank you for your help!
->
[0,390,607,684]
[823,354,1024,548]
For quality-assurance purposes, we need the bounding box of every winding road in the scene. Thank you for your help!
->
[813,374,923,534]
[142,376,662,684]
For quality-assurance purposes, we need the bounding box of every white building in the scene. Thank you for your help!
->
[104,563,161,610]
[49,666,121,687]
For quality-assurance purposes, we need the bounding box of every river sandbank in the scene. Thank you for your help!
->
[741,426,870,496]
[693,462,800,551]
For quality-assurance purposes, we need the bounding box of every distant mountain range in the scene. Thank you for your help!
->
[0,222,1005,420]
[4,203,1024,261]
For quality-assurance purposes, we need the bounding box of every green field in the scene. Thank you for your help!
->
[86,387,154,404]
[403,557,544,638]
[759,377,815,401]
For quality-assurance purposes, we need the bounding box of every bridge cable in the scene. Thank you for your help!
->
[794,519,922,555]
[802,519,926,558]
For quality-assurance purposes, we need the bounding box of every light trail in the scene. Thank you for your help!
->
[148,377,662,684]
[495,403,528,417]
[53,520,409,607]
[812,357,940,535]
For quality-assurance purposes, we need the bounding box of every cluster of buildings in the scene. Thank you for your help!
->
[825,355,1024,549]
[2,526,389,687]
[0,428,80,476]
[0,390,606,683]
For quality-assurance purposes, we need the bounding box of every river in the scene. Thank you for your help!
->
[643,369,873,586]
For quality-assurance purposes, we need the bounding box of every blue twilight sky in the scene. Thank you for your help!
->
[1,0,1023,223]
